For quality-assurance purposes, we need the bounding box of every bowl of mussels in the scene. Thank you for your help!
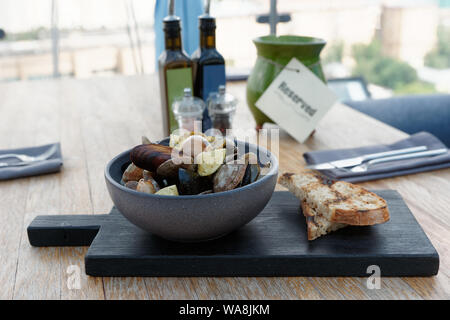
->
[104,132,278,242]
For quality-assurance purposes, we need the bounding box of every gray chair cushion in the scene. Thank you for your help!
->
[344,94,450,147]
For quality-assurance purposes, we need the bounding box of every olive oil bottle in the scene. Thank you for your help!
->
[191,1,226,132]
[159,0,193,136]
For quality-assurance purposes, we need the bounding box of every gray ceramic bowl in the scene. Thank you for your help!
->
[104,140,278,242]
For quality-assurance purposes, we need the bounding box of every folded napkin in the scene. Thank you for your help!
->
[0,143,63,181]
[303,132,450,183]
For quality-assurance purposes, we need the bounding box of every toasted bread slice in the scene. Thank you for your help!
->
[301,200,347,240]
[279,171,390,226]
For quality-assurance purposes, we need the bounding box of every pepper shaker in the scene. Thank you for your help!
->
[207,85,237,135]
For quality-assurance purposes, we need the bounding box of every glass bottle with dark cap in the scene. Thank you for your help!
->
[191,0,226,132]
[158,0,194,136]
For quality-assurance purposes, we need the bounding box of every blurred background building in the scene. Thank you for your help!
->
[0,0,449,97]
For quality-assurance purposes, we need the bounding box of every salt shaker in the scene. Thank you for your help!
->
[172,88,205,132]
[207,85,237,134]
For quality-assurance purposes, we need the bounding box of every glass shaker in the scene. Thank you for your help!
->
[172,88,205,132]
[207,85,237,135]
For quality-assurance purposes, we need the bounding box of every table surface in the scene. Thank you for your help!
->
[0,76,449,300]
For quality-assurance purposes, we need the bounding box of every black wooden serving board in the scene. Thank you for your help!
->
[27,190,439,277]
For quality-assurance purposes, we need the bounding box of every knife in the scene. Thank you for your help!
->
[306,146,428,170]
[0,160,42,168]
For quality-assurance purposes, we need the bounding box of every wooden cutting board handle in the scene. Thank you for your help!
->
[27,214,107,247]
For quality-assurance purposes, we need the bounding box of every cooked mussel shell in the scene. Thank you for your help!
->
[241,163,260,187]
[240,152,261,186]
[154,177,175,189]
[125,180,139,190]
[141,136,152,144]
[142,170,153,181]
[136,178,159,194]
[156,158,180,178]
[130,143,172,172]
[156,156,196,178]
[122,163,144,183]
[178,168,212,195]
[213,161,247,193]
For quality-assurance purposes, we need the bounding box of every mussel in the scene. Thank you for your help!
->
[125,180,139,190]
[130,143,173,172]
[142,170,153,181]
[240,153,260,187]
[141,136,152,144]
[213,160,247,193]
[156,158,181,178]
[178,168,212,195]
[122,163,144,183]
[136,178,159,194]
[156,155,197,178]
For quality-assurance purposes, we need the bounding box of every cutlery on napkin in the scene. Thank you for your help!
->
[303,132,450,183]
[0,143,63,181]
[306,145,428,170]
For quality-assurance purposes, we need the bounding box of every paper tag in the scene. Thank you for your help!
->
[255,58,337,143]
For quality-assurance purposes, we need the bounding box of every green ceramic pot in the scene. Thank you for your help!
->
[246,35,326,129]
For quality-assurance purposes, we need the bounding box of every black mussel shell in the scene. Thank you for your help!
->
[178,168,212,195]
[213,162,247,193]
[241,164,260,187]
[130,143,172,172]
[153,176,177,189]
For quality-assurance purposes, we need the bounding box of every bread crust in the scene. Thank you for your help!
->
[279,171,390,226]
[333,207,390,225]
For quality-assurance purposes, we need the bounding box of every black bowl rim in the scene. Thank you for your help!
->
[104,141,279,199]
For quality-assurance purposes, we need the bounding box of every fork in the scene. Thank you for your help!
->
[350,148,448,172]
[0,145,57,166]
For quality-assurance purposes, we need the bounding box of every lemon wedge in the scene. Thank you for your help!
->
[155,185,179,196]
[195,148,226,176]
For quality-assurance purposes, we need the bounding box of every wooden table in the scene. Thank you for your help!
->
[0,76,449,300]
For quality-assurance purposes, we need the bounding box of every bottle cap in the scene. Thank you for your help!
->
[199,0,215,30]
[163,0,181,32]
[199,15,216,30]
[207,85,237,116]
[172,88,205,119]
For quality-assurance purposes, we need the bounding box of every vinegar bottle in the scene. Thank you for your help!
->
[158,0,194,136]
[191,0,226,132]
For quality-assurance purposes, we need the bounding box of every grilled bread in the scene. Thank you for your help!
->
[301,200,348,241]
[278,170,390,240]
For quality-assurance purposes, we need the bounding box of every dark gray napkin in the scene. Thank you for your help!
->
[0,143,63,181]
[303,132,450,183]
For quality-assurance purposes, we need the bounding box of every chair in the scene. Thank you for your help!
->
[344,94,450,147]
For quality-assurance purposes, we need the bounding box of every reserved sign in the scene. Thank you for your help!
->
[255,58,337,143]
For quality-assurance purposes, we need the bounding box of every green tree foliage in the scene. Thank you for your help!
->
[394,81,437,94]
[352,40,435,94]
[424,26,450,69]
[323,41,344,64]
